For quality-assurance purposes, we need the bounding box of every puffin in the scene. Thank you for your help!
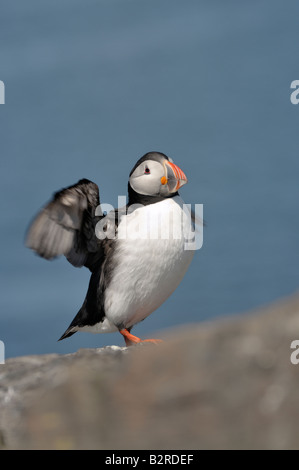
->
[26,152,195,346]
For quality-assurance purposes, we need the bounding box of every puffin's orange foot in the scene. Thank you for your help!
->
[119,329,163,347]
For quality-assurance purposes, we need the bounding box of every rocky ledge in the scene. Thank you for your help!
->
[1,293,299,450]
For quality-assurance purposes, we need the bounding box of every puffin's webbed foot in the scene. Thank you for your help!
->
[119,329,162,347]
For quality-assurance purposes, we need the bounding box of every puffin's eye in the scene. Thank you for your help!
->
[144,167,150,174]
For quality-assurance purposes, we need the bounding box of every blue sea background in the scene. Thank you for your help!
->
[1,0,299,358]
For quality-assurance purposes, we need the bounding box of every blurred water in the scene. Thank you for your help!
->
[1,0,299,358]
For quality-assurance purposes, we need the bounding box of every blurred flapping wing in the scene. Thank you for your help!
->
[26,179,103,270]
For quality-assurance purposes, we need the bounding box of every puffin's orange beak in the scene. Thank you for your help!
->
[163,160,188,193]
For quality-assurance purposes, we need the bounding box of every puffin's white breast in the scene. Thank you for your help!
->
[103,196,194,329]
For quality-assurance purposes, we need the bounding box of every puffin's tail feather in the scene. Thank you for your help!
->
[58,301,87,341]
[58,327,77,341]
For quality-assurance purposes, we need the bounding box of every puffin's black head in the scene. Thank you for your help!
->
[128,152,188,205]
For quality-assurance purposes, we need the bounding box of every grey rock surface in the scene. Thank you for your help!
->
[1,293,299,449]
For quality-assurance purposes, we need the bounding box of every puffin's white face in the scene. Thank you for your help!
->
[129,158,188,197]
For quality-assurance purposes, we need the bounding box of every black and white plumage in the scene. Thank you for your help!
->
[26,152,195,346]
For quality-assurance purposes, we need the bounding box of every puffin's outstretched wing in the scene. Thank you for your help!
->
[26,179,103,271]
